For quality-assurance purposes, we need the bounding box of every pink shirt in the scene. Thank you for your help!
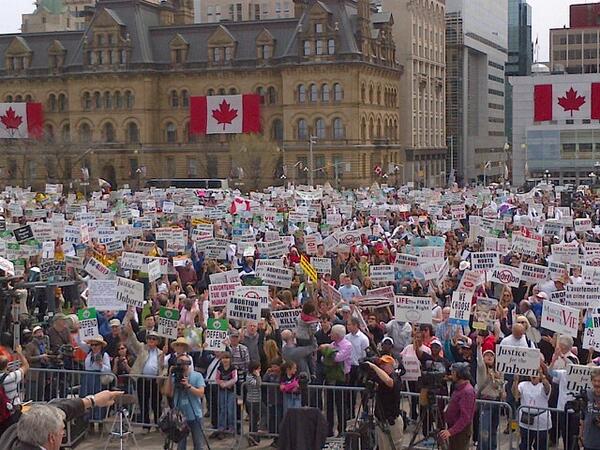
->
[332,338,353,375]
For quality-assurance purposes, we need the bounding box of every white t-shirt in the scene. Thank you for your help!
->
[518,381,552,430]
[345,330,370,366]
[2,369,23,405]
[500,334,535,348]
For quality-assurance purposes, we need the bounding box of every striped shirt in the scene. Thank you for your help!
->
[2,369,23,406]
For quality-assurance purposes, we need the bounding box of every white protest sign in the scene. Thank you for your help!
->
[566,365,594,393]
[370,265,395,283]
[551,243,579,264]
[271,309,302,330]
[473,297,498,330]
[451,204,466,220]
[147,259,161,282]
[256,239,288,258]
[449,291,472,326]
[119,252,145,271]
[227,295,261,322]
[511,235,540,256]
[457,270,483,293]
[582,266,600,284]
[88,279,125,311]
[565,285,600,309]
[256,265,293,288]
[395,253,418,270]
[484,237,510,254]
[541,301,579,337]
[520,263,549,284]
[470,252,499,273]
[402,354,421,381]
[584,313,600,351]
[157,307,179,340]
[489,264,522,288]
[204,318,229,351]
[575,218,592,233]
[311,257,332,274]
[0,257,14,276]
[115,277,145,309]
[106,240,124,253]
[209,269,240,284]
[496,345,541,376]
[77,308,99,341]
[209,282,242,307]
[235,285,270,308]
[394,296,432,324]
[84,257,115,280]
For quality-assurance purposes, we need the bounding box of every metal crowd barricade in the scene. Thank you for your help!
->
[517,404,569,450]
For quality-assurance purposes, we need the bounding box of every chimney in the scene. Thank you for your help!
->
[293,0,308,18]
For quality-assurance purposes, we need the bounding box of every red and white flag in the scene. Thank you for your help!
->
[190,94,260,135]
[534,82,600,121]
[0,103,43,139]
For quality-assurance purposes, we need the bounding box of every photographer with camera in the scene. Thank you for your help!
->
[164,354,206,450]
[578,367,600,450]
[361,355,403,450]
[439,362,476,450]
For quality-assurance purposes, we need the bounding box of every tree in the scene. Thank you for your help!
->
[228,133,282,191]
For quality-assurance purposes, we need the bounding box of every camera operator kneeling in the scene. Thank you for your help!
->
[579,368,600,450]
[362,355,404,450]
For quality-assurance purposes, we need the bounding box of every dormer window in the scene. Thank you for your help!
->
[169,33,190,66]
[225,46,232,61]
[316,40,323,55]
[4,37,33,73]
[315,23,323,33]
[328,39,335,54]
[303,40,311,56]
[214,47,222,62]
[256,28,275,61]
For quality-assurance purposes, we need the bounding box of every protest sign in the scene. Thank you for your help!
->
[88,279,125,311]
[209,282,242,307]
[566,364,594,393]
[256,239,289,258]
[565,284,600,309]
[451,204,466,220]
[235,285,270,308]
[541,301,579,337]
[147,259,161,282]
[115,277,145,309]
[551,243,579,264]
[227,295,261,322]
[119,252,144,271]
[13,225,33,243]
[551,289,566,305]
[582,265,600,284]
[584,313,600,351]
[457,270,483,293]
[489,264,522,288]
[484,237,510,254]
[106,240,124,253]
[496,345,541,376]
[394,296,432,324]
[77,307,99,341]
[520,263,548,284]
[473,297,498,330]
[449,291,472,326]
[402,354,421,381]
[575,218,592,233]
[255,265,293,288]
[209,269,240,284]
[395,253,418,270]
[511,235,540,256]
[271,309,301,330]
[370,265,395,283]
[366,286,395,299]
[470,252,499,273]
[40,260,66,281]
[85,257,114,280]
[0,256,15,276]
[311,257,332,274]
[157,307,179,340]
[335,227,369,249]
[205,318,229,351]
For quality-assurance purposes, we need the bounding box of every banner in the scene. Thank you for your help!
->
[394,296,432,324]
[227,295,261,322]
[271,309,301,330]
[496,345,541,376]
[449,291,472,326]
[115,277,145,309]
[489,264,522,288]
[541,301,579,337]
[205,318,229,352]
[157,307,179,339]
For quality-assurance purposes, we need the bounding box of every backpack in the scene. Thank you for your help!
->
[0,373,13,423]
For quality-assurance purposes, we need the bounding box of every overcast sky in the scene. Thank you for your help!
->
[0,0,590,61]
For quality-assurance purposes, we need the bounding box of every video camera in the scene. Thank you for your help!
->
[172,360,191,385]
[420,369,446,390]
[566,390,587,414]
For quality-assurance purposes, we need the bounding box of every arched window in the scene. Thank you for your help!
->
[103,122,115,143]
[377,118,382,138]
[267,87,277,104]
[127,122,139,144]
[25,95,32,103]
[309,84,318,102]
[218,88,226,95]
[170,90,179,108]
[298,84,306,103]
[368,118,374,139]
[297,119,308,140]
[361,118,367,141]
[361,84,366,103]
[256,86,265,104]
[83,92,91,110]
[15,95,22,102]
[166,122,177,143]
[103,91,112,109]
[207,88,215,96]
[321,84,330,102]
[79,123,92,143]
[61,123,70,143]
[5,95,13,102]
[229,87,237,94]
[58,94,67,112]
[369,85,374,104]
[328,39,335,55]
[48,94,57,112]
[114,91,123,109]
[181,90,189,107]
[333,83,343,101]
[376,87,381,105]
[333,118,344,139]
[124,90,134,109]
[94,91,101,109]
[314,118,326,139]
[272,119,283,142]
[44,124,55,143]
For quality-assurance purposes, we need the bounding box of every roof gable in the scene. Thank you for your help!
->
[6,37,32,55]
[207,25,236,46]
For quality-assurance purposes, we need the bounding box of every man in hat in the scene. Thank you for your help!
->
[124,320,165,430]
[47,314,70,354]
[165,337,194,374]
[105,318,123,359]
[0,345,29,437]
[24,326,50,401]
[439,362,476,450]
[227,330,250,376]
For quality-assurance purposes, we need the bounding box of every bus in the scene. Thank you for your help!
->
[145,178,229,190]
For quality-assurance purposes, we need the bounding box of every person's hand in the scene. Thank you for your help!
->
[476,335,483,346]
[94,390,124,408]
[15,345,22,354]
[439,430,451,441]
[181,376,191,389]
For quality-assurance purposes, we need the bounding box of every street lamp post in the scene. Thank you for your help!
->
[308,136,317,187]
[544,169,551,185]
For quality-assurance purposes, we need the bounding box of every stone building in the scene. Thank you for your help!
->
[1,0,404,190]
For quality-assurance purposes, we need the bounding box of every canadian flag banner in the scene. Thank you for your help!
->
[0,103,44,139]
[534,83,600,121]
[189,94,260,135]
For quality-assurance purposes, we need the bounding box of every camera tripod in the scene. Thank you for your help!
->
[407,388,447,450]
[103,395,139,450]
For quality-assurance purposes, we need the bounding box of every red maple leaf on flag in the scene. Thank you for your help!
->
[211,100,238,130]
[558,87,586,117]
[0,107,23,132]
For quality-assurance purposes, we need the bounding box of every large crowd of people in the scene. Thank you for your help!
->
[0,180,599,450]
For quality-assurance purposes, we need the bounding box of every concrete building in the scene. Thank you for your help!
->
[550,2,600,74]
[505,0,532,146]
[197,0,294,22]
[0,0,404,190]
[445,0,509,185]
[377,0,447,188]
[511,71,600,186]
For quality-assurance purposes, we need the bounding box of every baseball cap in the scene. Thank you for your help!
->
[109,319,121,327]
[379,355,395,365]
[32,326,42,334]
[230,329,240,337]
[341,304,351,312]
[430,338,442,348]
[381,336,394,345]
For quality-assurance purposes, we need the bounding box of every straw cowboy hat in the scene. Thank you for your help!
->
[170,337,190,351]
[85,335,107,347]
